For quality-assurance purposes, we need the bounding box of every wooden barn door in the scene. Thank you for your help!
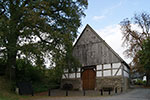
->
[82,69,96,90]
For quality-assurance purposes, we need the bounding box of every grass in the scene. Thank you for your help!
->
[0,76,49,100]
[0,94,18,100]
[0,76,18,100]
[0,76,30,100]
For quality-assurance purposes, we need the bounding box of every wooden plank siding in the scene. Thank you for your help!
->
[73,25,122,67]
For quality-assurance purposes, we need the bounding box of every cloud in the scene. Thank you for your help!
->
[96,24,131,63]
[92,16,105,21]
[92,0,125,22]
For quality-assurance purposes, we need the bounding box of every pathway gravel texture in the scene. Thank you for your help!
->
[34,88,150,100]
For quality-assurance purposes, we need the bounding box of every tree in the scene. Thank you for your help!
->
[138,39,150,85]
[0,0,88,79]
[120,12,150,85]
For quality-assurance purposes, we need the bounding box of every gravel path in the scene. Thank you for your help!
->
[34,88,150,100]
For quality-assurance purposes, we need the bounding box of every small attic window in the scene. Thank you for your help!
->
[86,29,88,31]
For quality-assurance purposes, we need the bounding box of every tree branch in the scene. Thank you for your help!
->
[37,34,52,44]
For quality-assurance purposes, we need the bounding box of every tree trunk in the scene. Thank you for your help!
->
[6,49,17,81]
[5,28,18,81]
[5,7,18,80]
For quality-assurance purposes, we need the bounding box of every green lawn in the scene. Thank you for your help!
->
[0,76,20,100]
[0,76,48,100]
[0,94,18,100]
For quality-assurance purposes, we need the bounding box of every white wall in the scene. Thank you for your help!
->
[112,69,122,76]
[69,73,75,78]
[103,70,111,76]
[62,75,66,79]
[116,69,122,76]
[113,69,117,76]
[97,71,102,77]
[77,73,80,78]
[63,62,124,79]
[124,64,129,72]
[124,71,129,78]
[97,65,102,70]
[77,68,80,72]
[64,69,68,73]
[113,63,121,68]
[62,73,68,79]
[62,73,80,79]
[122,63,129,78]
[96,63,122,77]
[103,64,111,69]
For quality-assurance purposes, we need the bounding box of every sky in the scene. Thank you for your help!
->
[78,0,150,64]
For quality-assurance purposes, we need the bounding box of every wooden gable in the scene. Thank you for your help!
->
[73,24,125,67]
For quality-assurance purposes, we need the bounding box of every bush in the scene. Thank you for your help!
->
[15,59,62,93]
[16,59,45,83]
[135,79,146,85]
[0,59,6,76]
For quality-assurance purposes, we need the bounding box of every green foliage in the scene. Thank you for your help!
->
[0,58,6,75]
[60,47,81,73]
[15,59,62,93]
[0,0,87,93]
[32,66,63,93]
[137,39,150,85]
[16,59,45,83]
[0,0,88,79]
[138,39,150,71]
[47,67,62,84]
[120,12,150,85]
[134,79,146,85]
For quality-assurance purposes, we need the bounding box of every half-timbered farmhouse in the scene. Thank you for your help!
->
[61,24,130,91]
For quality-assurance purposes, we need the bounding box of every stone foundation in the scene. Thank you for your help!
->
[61,78,82,90]
[96,76,123,92]
[124,77,130,90]
[61,76,129,92]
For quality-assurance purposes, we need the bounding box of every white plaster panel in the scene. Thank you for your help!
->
[64,69,68,73]
[124,71,129,78]
[62,74,68,79]
[97,65,102,70]
[113,69,122,76]
[117,69,122,76]
[124,64,129,72]
[69,73,75,78]
[103,64,111,69]
[77,73,80,78]
[77,68,80,72]
[62,75,66,79]
[97,71,102,77]
[112,63,121,68]
[113,69,117,76]
[103,70,111,76]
